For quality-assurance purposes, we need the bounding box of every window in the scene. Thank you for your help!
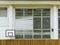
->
[15,8,50,39]
[0,8,8,27]
[58,9,60,38]
[0,8,7,17]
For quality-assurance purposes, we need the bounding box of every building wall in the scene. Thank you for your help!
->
[0,1,59,39]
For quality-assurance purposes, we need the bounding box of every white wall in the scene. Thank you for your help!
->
[0,17,15,39]
[0,6,15,39]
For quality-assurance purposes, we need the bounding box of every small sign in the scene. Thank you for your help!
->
[5,30,15,37]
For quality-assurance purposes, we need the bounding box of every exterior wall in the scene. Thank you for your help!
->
[0,5,15,39]
[0,1,59,39]
[0,27,8,39]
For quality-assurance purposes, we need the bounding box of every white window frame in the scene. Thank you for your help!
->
[15,7,53,39]
[7,5,59,39]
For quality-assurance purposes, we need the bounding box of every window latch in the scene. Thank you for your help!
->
[52,28,54,32]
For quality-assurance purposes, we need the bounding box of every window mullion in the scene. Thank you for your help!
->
[41,9,43,39]
[23,9,25,39]
[32,9,34,39]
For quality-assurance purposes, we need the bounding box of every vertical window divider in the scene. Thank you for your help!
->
[50,8,52,39]
[41,9,43,39]
[23,8,25,39]
[32,9,34,39]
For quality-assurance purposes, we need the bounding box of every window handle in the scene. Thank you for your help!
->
[52,28,54,32]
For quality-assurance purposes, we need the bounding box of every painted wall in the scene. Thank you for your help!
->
[0,4,58,39]
[0,17,15,39]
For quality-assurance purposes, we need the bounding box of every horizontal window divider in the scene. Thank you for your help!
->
[33,16,41,18]
[34,29,50,30]
[58,16,60,18]
[42,33,50,35]
[42,16,50,18]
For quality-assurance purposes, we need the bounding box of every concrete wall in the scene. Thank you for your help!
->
[0,2,59,39]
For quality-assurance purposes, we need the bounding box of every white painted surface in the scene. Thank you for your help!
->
[0,6,15,39]
[0,27,15,39]
[0,1,60,5]
[7,5,15,29]
[51,8,54,39]
[0,17,8,27]
[53,6,58,39]
[15,16,33,30]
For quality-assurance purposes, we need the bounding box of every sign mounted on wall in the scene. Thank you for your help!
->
[5,29,15,37]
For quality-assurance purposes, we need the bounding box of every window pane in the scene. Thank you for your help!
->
[34,35,41,38]
[25,9,32,16]
[34,9,41,16]
[33,18,41,29]
[23,30,32,32]
[58,30,60,34]
[42,30,50,32]
[58,9,60,16]
[25,35,32,38]
[0,8,7,17]
[15,30,23,35]
[58,18,60,29]
[34,30,41,32]
[0,8,8,26]
[42,35,50,38]
[15,35,23,39]
[58,35,60,38]
[43,9,50,16]
[15,9,23,19]
[43,17,50,29]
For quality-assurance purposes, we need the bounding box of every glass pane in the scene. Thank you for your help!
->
[42,35,50,38]
[34,9,41,16]
[58,35,60,38]
[15,9,23,19]
[34,35,41,38]
[58,18,60,29]
[43,9,50,16]
[15,30,23,35]
[58,30,60,34]
[15,35,23,39]
[25,9,32,16]
[33,18,41,29]
[58,9,60,16]
[42,30,50,32]
[34,30,41,32]
[0,8,7,17]
[25,35,32,38]
[43,17,50,29]
[34,33,41,34]
[23,30,32,32]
